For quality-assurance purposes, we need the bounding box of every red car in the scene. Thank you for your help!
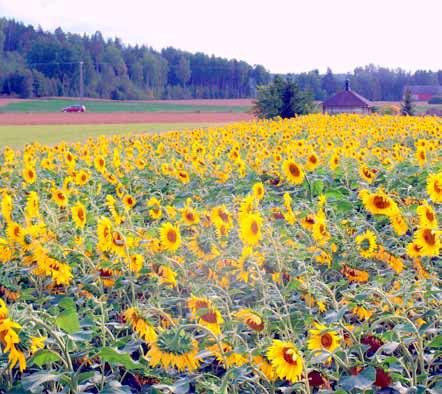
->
[62,105,86,112]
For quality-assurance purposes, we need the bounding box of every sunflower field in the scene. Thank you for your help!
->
[0,114,441,393]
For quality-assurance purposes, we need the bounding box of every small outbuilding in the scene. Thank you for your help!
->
[322,81,373,114]
[403,86,442,101]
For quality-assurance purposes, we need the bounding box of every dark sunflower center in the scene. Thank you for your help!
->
[218,210,229,223]
[57,192,65,200]
[289,163,300,177]
[14,226,20,237]
[77,209,85,221]
[320,333,333,349]
[195,300,209,310]
[251,220,259,235]
[112,232,124,246]
[127,198,133,205]
[186,212,195,222]
[282,347,298,365]
[246,317,264,331]
[434,181,441,193]
[360,238,370,251]
[363,168,372,178]
[200,310,217,323]
[103,227,110,238]
[413,244,423,252]
[426,210,434,222]
[309,155,317,164]
[373,196,390,209]
[422,229,435,246]
[167,229,177,243]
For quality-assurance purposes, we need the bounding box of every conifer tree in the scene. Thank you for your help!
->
[401,88,415,116]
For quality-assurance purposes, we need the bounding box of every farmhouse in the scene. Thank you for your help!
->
[403,86,442,101]
[322,81,373,114]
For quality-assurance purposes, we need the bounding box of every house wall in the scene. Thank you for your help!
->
[323,106,370,114]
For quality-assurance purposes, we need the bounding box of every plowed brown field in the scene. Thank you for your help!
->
[0,112,255,125]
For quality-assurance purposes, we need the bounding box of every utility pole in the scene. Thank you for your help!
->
[79,61,84,107]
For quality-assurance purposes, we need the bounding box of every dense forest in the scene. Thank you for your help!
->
[0,18,441,100]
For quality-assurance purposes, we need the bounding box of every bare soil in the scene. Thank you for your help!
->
[0,112,255,125]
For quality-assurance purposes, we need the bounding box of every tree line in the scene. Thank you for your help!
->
[0,18,271,99]
[292,66,442,102]
[0,18,440,101]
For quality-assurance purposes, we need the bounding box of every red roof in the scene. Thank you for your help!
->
[322,90,372,108]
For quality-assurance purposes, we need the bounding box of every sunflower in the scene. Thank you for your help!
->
[25,191,40,218]
[267,340,303,383]
[416,204,438,229]
[23,166,37,184]
[426,172,442,203]
[75,170,89,186]
[406,241,424,258]
[414,228,440,257]
[150,265,177,287]
[94,155,106,173]
[147,197,162,219]
[129,254,143,272]
[416,148,426,167]
[341,264,369,282]
[312,209,330,243]
[307,322,341,355]
[109,231,126,257]
[71,202,86,228]
[6,222,22,245]
[206,342,248,368]
[252,182,265,201]
[282,159,305,184]
[122,194,136,211]
[182,207,199,225]
[305,151,320,172]
[301,214,315,230]
[355,230,377,258]
[124,308,157,343]
[177,170,190,184]
[211,205,232,229]
[239,212,262,246]
[253,355,277,381]
[52,189,68,208]
[330,152,340,170]
[235,309,264,331]
[1,193,12,221]
[352,306,374,321]
[390,214,408,236]
[359,189,399,217]
[238,195,255,220]
[159,222,181,252]
[97,216,112,252]
[359,165,375,183]
[148,328,200,372]
[188,295,224,335]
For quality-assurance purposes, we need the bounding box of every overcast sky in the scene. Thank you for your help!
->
[1,0,440,74]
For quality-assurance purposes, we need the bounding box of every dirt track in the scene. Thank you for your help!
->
[0,112,255,125]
